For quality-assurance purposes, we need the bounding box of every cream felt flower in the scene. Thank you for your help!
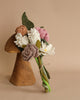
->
[28,28,41,45]
[40,41,55,55]
[14,33,28,48]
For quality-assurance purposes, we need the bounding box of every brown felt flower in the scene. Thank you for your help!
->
[22,44,39,61]
[15,25,28,36]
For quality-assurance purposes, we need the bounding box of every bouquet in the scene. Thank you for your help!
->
[14,12,55,92]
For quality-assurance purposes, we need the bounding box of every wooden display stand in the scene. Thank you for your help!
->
[5,34,36,86]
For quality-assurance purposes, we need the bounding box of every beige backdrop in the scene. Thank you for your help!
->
[0,0,80,100]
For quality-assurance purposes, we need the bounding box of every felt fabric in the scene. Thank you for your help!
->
[22,44,39,61]
[15,25,28,36]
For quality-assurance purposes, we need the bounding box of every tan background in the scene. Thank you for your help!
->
[0,0,80,100]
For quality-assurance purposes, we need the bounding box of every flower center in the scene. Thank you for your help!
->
[44,49,47,52]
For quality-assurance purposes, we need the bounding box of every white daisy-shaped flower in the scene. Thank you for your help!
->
[28,28,41,45]
[14,33,28,48]
[40,41,55,55]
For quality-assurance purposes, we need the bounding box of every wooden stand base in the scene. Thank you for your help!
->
[5,34,36,86]
[10,53,36,86]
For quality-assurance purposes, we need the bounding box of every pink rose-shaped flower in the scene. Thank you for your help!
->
[36,27,49,42]
[22,44,39,61]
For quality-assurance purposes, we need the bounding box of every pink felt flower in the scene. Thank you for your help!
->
[36,27,49,42]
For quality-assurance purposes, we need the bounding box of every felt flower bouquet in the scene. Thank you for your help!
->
[14,12,55,92]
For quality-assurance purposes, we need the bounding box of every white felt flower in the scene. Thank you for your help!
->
[14,33,28,48]
[28,28,41,45]
[40,41,55,55]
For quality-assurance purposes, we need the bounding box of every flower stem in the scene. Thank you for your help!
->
[35,56,51,92]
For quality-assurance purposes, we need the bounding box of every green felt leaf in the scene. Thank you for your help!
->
[22,12,34,30]
[22,45,27,48]
[40,26,44,28]
[41,39,49,45]
[36,40,41,49]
